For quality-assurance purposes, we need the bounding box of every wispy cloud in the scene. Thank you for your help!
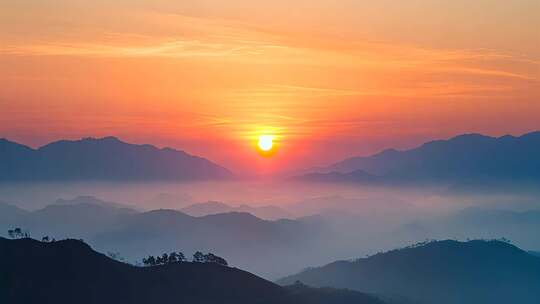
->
[2,8,537,89]
[1,39,277,58]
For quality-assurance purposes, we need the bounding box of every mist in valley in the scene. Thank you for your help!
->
[2,180,539,280]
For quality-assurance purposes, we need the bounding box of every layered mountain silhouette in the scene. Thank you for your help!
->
[91,209,326,279]
[297,131,540,184]
[181,201,292,220]
[0,237,384,304]
[278,240,540,304]
[0,137,232,181]
[0,196,327,279]
[0,196,137,240]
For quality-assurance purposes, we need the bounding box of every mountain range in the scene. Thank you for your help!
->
[297,131,540,184]
[278,239,540,304]
[3,199,540,303]
[0,136,232,181]
[4,194,540,280]
[0,196,137,240]
[180,201,292,220]
[0,237,384,304]
[0,196,328,279]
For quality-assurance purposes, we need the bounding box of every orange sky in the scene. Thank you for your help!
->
[1,0,539,175]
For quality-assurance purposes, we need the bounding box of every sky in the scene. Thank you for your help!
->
[1,0,539,175]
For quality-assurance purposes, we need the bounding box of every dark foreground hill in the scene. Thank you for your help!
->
[0,136,232,181]
[278,240,540,304]
[0,238,384,304]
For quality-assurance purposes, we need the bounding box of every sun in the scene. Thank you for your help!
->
[258,135,274,152]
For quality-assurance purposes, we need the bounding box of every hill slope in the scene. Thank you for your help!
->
[0,238,383,304]
[91,209,326,279]
[278,240,540,304]
[0,136,232,181]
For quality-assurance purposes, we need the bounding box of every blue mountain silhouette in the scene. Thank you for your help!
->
[278,239,540,304]
[298,131,540,183]
[0,137,232,181]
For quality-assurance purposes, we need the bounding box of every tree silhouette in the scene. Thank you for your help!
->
[168,252,179,264]
[177,252,186,262]
[142,255,157,266]
[215,256,228,266]
[204,253,228,266]
[141,250,226,267]
[193,251,205,263]
[161,253,169,264]
[7,228,26,239]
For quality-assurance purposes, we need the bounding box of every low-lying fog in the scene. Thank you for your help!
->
[1,181,539,279]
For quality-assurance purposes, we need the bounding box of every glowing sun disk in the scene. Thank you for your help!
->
[258,135,274,152]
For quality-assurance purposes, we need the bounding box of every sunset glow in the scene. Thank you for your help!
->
[1,0,539,175]
[2,2,540,301]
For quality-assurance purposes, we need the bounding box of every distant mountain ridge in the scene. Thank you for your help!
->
[297,131,540,183]
[0,237,384,304]
[278,240,540,304]
[54,195,135,210]
[91,208,326,278]
[0,136,232,181]
[0,196,137,240]
[181,201,293,220]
